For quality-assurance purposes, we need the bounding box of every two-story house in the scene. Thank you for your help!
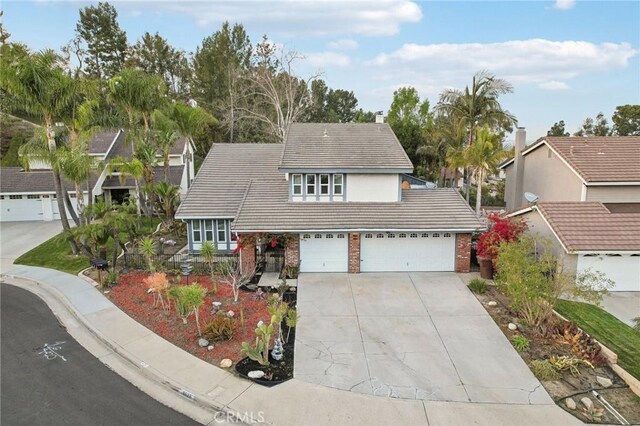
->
[0,129,195,222]
[175,123,483,274]
[499,129,640,292]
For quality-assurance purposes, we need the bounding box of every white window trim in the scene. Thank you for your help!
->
[333,174,343,195]
[192,220,202,243]
[292,174,302,195]
[319,174,330,195]
[306,174,316,196]
[204,220,214,241]
[217,219,227,242]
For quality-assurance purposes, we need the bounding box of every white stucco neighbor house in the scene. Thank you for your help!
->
[0,129,195,222]
[175,123,484,274]
[500,129,640,292]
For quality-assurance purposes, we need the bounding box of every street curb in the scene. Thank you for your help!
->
[1,272,253,425]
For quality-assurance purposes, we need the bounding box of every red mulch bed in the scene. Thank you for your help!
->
[108,272,270,365]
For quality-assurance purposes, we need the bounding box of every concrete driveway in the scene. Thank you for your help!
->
[295,272,551,404]
[0,221,62,273]
[600,293,640,327]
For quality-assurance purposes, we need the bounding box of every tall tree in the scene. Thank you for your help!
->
[447,126,507,216]
[303,80,358,123]
[574,112,611,137]
[612,105,640,136]
[76,2,128,80]
[150,109,179,181]
[387,87,432,166]
[547,120,570,136]
[128,32,192,99]
[417,113,466,182]
[0,50,78,249]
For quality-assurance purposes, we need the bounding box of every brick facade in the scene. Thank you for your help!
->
[455,233,472,273]
[284,234,300,267]
[240,237,256,275]
[348,233,361,273]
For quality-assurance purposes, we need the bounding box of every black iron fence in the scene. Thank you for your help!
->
[123,252,238,274]
[263,251,284,273]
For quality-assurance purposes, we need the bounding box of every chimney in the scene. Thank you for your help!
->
[375,111,384,124]
[508,127,526,210]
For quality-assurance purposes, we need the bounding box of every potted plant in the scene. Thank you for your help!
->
[476,212,527,279]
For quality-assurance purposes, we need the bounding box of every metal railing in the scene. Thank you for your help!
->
[123,252,237,273]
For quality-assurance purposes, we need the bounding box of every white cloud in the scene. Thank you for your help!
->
[553,0,576,10]
[304,51,352,68]
[539,81,570,90]
[327,39,359,50]
[153,1,422,36]
[369,39,637,95]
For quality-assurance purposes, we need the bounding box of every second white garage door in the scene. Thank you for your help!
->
[578,254,640,292]
[299,233,348,272]
[361,232,455,272]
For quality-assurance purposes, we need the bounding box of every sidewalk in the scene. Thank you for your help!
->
[1,265,580,426]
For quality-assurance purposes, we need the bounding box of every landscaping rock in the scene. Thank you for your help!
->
[487,301,497,307]
[581,397,593,410]
[565,398,576,410]
[596,376,613,388]
[220,359,232,368]
[207,345,214,351]
[227,310,234,317]
[212,302,222,307]
[508,323,518,331]
[248,370,265,379]
[198,338,209,347]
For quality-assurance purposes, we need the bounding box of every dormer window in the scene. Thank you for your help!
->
[333,174,343,195]
[320,174,330,195]
[306,174,316,195]
[292,174,302,195]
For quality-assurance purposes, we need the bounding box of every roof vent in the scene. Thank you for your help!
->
[323,128,328,137]
[570,145,574,155]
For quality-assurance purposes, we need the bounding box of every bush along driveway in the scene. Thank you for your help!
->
[294,272,551,404]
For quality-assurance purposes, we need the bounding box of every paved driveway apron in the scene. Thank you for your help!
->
[0,221,62,273]
[295,272,551,404]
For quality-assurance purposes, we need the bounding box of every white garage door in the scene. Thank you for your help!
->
[0,195,43,222]
[299,233,348,272]
[361,232,456,272]
[578,254,640,292]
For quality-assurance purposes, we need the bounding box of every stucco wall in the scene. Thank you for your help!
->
[346,173,399,202]
[521,146,583,204]
[586,185,640,203]
[521,209,577,273]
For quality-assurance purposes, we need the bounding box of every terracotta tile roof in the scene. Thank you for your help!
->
[232,179,483,232]
[536,202,640,252]
[279,123,413,172]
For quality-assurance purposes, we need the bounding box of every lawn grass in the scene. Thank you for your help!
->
[14,234,90,275]
[555,299,640,380]
[14,217,162,275]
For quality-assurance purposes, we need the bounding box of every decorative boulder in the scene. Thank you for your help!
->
[565,398,576,410]
[508,323,518,331]
[581,397,593,410]
[227,310,235,317]
[198,338,209,347]
[248,370,265,379]
[596,376,613,388]
[207,345,214,351]
[487,301,497,307]
[220,359,232,368]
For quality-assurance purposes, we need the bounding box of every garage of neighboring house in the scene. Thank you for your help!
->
[360,232,455,272]
[578,253,640,292]
[299,233,349,272]
[0,194,44,221]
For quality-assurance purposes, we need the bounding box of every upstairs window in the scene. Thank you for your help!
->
[320,174,330,195]
[333,174,343,195]
[217,219,227,242]
[204,220,213,241]
[306,174,316,195]
[292,174,302,195]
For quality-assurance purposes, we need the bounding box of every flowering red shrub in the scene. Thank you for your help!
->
[109,272,270,364]
[476,212,528,264]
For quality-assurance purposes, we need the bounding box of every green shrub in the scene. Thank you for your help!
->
[511,335,529,351]
[530,359,561,381]
[103,270,119,288]
[203,316,235,342]
[548,355,593,376]
[468,278,488,294]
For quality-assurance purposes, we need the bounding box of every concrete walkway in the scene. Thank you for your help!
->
[295,273,550,404]
[1,265,580,425]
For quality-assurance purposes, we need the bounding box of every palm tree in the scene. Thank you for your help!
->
[447,126,507,216]
[139,237,157,272]
[151,110,179,181]
[154,181,179,223]
[59,142,100,225]
[102,204,136,270]
[108,156,144,217]
[1,49,77,244]
[200,240,217,293]
[134,138,159,217]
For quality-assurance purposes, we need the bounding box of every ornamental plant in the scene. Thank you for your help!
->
[476,212,527,265]
[167,283,207,335]
[241,316,276,366]
[144,272,170,311]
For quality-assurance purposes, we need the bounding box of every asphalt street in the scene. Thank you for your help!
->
[1,284,199,426]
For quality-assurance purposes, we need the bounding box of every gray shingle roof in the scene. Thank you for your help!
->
[279,123,414,172]
[232,179,483,232]
[102,166,184,189]
[0,167,99,193]
[175,144,284,219]
[88,130,120,154]
[105,131,188,161]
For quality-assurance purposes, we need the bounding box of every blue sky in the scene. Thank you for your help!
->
[4,0,640,143]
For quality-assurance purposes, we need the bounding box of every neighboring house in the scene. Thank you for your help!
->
[176,123,483,274]
[0,129,195,222]
[509,202,640,292]
[500,129,640,292]
[501,129,640,211]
